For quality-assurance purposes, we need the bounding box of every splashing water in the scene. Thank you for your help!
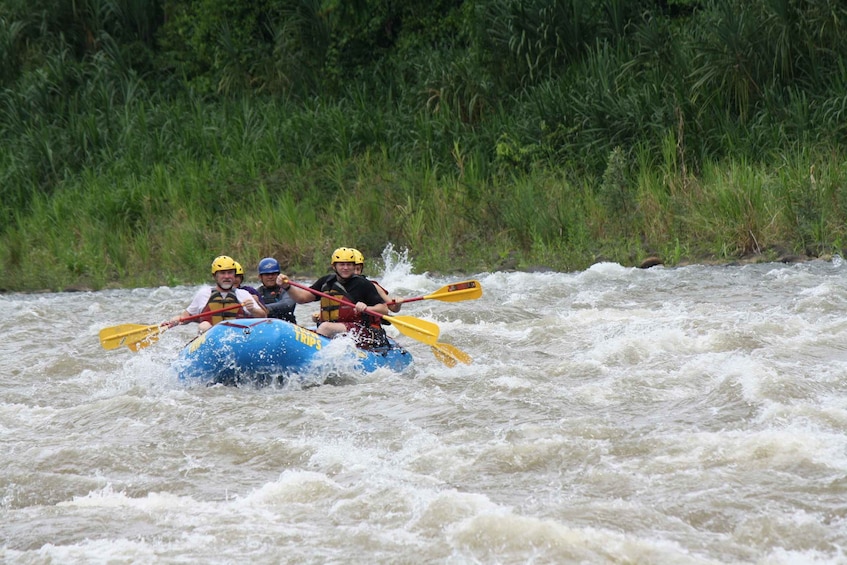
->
[2,257,847,563]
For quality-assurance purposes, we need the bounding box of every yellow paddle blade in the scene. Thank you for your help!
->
[431,342,472,367]
[384,315,440,345]
[425,280,483,302]
[99,323,161,351]
[431,344,458,367]
[126,332,161,352]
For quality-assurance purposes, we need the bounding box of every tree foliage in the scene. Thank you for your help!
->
[3,0,847,240]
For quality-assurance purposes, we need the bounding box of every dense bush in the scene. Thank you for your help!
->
[2,0,847,290]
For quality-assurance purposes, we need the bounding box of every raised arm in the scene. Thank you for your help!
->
[277,274,319,303]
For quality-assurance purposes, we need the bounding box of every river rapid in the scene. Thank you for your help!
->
[2,253,847,564]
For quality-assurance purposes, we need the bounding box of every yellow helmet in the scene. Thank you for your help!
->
[352,249,365,265]
[211,255,238,274]
[331,247,357,264]
[234,261,244,276]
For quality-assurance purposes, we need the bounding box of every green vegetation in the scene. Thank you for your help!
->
[2,0,847,291]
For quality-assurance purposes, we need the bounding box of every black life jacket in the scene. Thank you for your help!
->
[258,285,283,304]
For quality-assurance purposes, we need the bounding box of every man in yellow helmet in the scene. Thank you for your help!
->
[170,255,266,333]
[233,261,268,317]
[279,247,390,347]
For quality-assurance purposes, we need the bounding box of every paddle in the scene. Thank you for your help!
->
[388,280,482,305]
[431,342,473,367]
[287,281,440,346]
[99,303,244,352]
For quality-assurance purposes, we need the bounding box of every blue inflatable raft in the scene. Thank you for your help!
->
[174,318,413,386]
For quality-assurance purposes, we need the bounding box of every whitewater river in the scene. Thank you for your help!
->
[2,254,847,564]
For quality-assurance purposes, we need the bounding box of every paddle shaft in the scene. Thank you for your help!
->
[171,302,244,326]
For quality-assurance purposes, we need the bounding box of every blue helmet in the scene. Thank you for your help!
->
[257,257,281,275]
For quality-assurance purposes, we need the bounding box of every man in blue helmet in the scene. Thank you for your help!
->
[255,257,297,324]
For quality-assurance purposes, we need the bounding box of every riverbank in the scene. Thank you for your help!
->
[5,141,846,294]
[3,249,834,295]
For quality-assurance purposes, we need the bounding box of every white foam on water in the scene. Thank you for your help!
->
[5,259,847,562]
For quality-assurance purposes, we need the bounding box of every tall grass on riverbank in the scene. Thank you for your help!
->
[2,82,847,291]
[3,1,847,291]
[3,88,846,290]
[3,103,845,292]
